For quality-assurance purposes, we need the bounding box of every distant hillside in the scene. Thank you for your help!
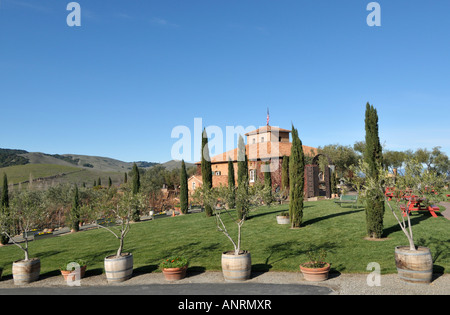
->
[13,151,157,173]
[0,148,29,167]
[159,160,195,171]
[0,148,192,188]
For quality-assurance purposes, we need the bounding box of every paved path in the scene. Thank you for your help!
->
[0,282,333,295]
[1,271,449,295]
[439,202,450,220]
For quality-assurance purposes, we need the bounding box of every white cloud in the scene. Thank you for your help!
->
[150,17,178,28]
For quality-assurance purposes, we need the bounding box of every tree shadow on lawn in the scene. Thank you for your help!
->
[302,209,364,227]
[248,205,314,221]
[252,241,338,278]
[382,212,437,238]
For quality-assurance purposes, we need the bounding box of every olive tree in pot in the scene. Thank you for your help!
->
[95,186,146,283]
[351,158,447,284]
[0,190,47,285]
[196,182,252,283]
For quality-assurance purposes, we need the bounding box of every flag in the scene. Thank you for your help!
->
[266,108,270,126]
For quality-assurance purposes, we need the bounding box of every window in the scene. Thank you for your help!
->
[192,182,196,190]
[249,170,256,183]
[261,137,265,143]
[252,138,256,144]
[215,171,221,176]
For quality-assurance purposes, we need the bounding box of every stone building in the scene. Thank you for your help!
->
[188,125,318,194]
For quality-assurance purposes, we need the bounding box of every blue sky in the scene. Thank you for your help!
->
[1,0,449,163]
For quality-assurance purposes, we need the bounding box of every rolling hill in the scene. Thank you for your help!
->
[0,148,195,188]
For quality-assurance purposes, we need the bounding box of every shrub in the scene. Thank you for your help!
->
[160,256,189,269]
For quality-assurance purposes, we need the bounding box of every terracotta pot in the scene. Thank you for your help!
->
[162,266,188,281]
[61,265,87,281]
[300,262,330,282]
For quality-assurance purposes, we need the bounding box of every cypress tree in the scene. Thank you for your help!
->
[264,162,272,189]
[364,102,385,238]
[124,172,128,184]
[227,158,236,209]
[264,161,273,205]
[289,125,305,228]
[236,135,249,220]
[108,177,112,188]
[71,185,80,232]
[1,173,9,208]
[281,155,289,192]
[131,162,141,221]
[93,180,97,187]
[1,173,10,245]
[180,160,189,214]
[98,177,102,187]
[201,129,213,217]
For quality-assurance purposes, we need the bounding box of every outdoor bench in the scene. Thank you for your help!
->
[334,194,358,208]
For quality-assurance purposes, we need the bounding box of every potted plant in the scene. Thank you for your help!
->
[212,185,252,282]
[94,186,146,283]
[0,190,47,285]
[276,211,290,225]
[160,256,189,281]
[351,159,447,284]
[60,259,87,282]
[300,248,331,282]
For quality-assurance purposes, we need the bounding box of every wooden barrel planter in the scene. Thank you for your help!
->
[104,253,133,283]
[221,251,251,282]
[395,246,433,284]
[276,215,290,225]
[12,258,41,285]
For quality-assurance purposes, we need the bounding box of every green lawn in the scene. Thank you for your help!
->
[0,200,449,278]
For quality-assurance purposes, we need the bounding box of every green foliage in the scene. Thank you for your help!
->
[0,174,9,245]
[318,144,359,178]
[227,159,236,209]
[131,163,140,194]
[131,163,141,221]
[180,160,188,214]
[7,189,47,260]
[201,129,213,217]
[289,125,305,228]
[330,171,338,194]
[364,103,385,238]
[1,173,9,208]
[159,256,189,269]
[59,258,87,271]
[302,248,328,268]
[0,200,449,276]
[236,135,249,220]
[281,156,289,192]
[349,157,447,250]
[70,185,80,232]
